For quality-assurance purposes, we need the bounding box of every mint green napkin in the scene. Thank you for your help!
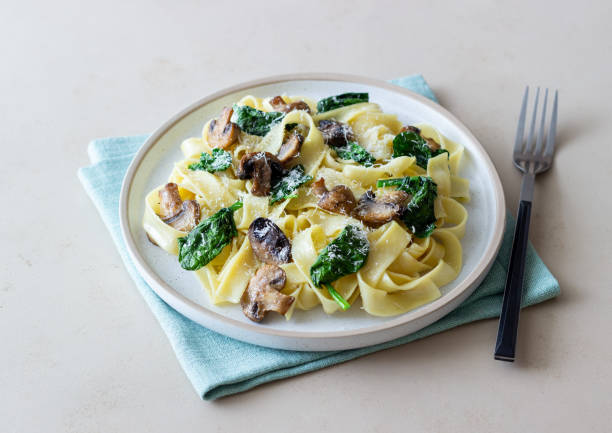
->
[77,75,559,400]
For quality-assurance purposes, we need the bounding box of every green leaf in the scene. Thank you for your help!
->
[316,93,369,113]
[377,176,438,237]
[392,131,449,169]
[177,201,243,271]
[310,225,370,288]
[269,164,312,205]
[188,148,232,172]
[233,104,285,136]
[335,141,375,166]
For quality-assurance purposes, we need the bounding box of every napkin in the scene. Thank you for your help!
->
[78,75,560,400]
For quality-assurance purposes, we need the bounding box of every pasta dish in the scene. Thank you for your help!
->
[143,92,469,322]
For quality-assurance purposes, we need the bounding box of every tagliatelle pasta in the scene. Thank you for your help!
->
[143,93,469,319]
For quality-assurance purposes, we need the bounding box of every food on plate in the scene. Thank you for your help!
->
[240,264,295,322]
[207,107,240,149]
[143,92,470,322]
[311,178,357,215]
[157,183,201,232]
[248,217,292,265]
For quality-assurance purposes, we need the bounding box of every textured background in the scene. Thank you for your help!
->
[1,1,611,431]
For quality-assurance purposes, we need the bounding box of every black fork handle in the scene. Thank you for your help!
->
[494,200,532,361]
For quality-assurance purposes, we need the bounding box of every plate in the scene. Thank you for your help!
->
[119,73,505,351]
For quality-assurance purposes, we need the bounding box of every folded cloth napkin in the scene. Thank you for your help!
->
[78,75,560,400]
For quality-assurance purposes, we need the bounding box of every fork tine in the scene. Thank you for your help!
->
[535,88,549,155]
[544,90,558,157]
[514,86,529,154]
[525,87,540,153]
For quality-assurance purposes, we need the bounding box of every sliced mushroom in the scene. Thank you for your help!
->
[269,95,311,114]
[400,125,421,134]
[317,119,356,148]
[352,190,410,228]
[320,186,357,215]
[157,183,201,232]
[163,200,201,232]
[248,218,292,264]
[241,264,295,322]
[424,136,441,151]
[208,107,240,149]
[158,183,183,219]
[380,190,412,206]
[311,178,357,215]
[269,96,286,109]
[310,177,328,197]
[277,131,304,164]
[236,152,286,196]
[400,125,441,151]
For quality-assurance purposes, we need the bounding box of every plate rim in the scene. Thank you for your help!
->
[119,72,506,341]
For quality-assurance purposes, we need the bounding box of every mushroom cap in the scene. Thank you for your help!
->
[236,152,285,196]
[269,95,311,114]
[158,183,183,220]
[208,107,240,149]
[379,190,411,205]
[311,178,357,216]
[277,132,304,165]
[248,217,292,264]
[424,136,441,151]
[400,125,421,134]
[310,177,328,198]
[157,183,201,233]
[240,264,295,322]
[318,185,357,216]
[352,190,410,228]
[163,200,201,232]
[249,157,272,196]
[283,101,311,113]
[268,96,286,108]
[318,119,355,148]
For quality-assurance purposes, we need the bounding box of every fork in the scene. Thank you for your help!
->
[494,86,558,362]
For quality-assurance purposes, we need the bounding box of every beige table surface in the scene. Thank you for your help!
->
[2,1,611,431]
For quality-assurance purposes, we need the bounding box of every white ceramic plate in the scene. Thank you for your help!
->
[119,73,505,351]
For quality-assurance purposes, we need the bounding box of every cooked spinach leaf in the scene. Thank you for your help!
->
[233,104,285,136]
[269,164,312,205]
[316,92,369,113]
[335,141,375,166]
[177,201,243,271]
[310,225,370,286]
[392,130,449,169]
[309,225,370,310]
[377,176,438,237]
[188,148,232,173]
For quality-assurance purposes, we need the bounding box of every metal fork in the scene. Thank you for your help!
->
[494,86,558,362]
